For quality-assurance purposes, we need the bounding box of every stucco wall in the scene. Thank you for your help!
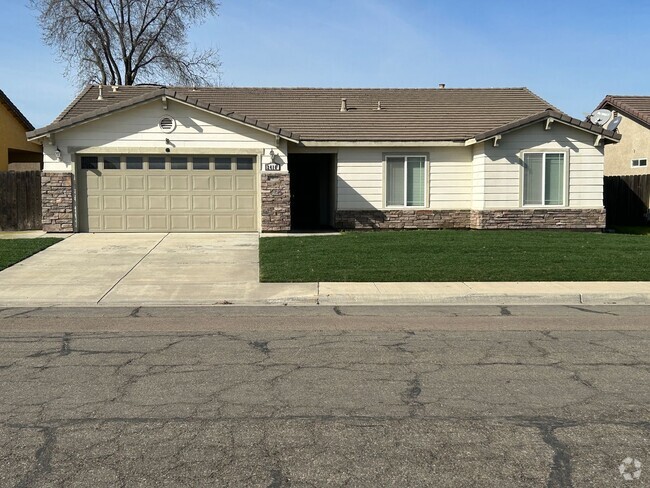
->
[0,102,41,171]
[603,114,650,176]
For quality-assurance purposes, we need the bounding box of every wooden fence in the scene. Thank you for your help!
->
[604,175,650,227]
[0,171,42,231]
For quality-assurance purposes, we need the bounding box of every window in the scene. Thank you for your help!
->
[522,152,565,206]
[80,156,98,169]
[386,156,426,207]
[171,157,187,170]
[215,157,231,170]
[192,157,210,170]
[103,156,120,170]
[632,158,648,168]
[236,157,254,170]
[126,156,143,170]
[148,156,166,170]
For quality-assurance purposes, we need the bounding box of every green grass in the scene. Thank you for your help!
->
[0,238,62,271]
[259,230,650,282]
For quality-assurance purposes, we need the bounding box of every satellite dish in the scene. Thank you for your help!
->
[607,115,622,132]
[589,109,612,126]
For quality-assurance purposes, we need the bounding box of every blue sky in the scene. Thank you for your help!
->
[0,0,645,127]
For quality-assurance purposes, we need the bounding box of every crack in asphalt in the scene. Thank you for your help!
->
[0,328,648,486]
[565,306,618,316]
[15,426,56,488]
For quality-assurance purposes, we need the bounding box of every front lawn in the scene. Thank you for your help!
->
[259,230,650,282]
[0,238,62,271]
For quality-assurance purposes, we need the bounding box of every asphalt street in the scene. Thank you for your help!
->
[0,305,648,487]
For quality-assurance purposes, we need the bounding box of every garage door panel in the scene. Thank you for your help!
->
[170,175,189,190]
[87,195,101,211]
[215,195,233,210]
[126,195,145,210]
[192,175,212,190]
[171,195,190,210]
[126,215,147,231]
[86,174,101,190]
[148,195,168,210]
[170,215,191,230]
[215,215,234,229]
[235,175,255,191]
[87,215,101,230]
[102,175,123,190]
[103,215,124,231]
[147,176,167,190]
[81,159,257,232]
[125,175,145,190]
[236,215,255,230]
[193,195,212,210]
[192,215,213,231]
[215,176,233,190]
[103,195,123,211]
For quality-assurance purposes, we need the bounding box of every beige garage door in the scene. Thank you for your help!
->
[78,155,257,232]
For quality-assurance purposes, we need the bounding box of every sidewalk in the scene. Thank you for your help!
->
[2,280,650,307]
[317,281,650,306]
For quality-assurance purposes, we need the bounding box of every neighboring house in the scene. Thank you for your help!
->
[27,85,619,233]
[0,89,42,171]
[594,96,650,176]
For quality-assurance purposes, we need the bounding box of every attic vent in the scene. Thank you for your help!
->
[159,116,176,133]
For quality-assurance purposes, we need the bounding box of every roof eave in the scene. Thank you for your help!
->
[468,110,621,145]
[597,96,650,129]
[27,89,301,144]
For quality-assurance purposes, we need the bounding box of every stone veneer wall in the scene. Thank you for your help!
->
[261,173,291,232]
[336,208,606,230]
[469,209,606,230]
[41,172,74,232]
[336,210,471,230]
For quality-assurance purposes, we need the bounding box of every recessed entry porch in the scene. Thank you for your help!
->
[288,153,336,231]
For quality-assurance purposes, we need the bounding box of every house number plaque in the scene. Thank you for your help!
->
[265,163,281,171]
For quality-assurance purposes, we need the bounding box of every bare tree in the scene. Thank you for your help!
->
[31,0,221,86]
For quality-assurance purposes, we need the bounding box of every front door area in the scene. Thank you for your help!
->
[288,154,336,230]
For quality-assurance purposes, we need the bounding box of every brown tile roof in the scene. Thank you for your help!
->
[29,85,619,143]
[0,88,34,131]
[597,95,650,127]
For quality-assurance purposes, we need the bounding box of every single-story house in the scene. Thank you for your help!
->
[27,85,620,233]
[594,95,650,176]
[0,89,42,172]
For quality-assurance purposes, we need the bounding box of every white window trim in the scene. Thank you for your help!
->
[631,158,648,168]
[383,154,429,208]
[519,150,569,208]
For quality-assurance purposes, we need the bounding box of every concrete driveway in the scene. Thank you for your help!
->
[0,234,316,306]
